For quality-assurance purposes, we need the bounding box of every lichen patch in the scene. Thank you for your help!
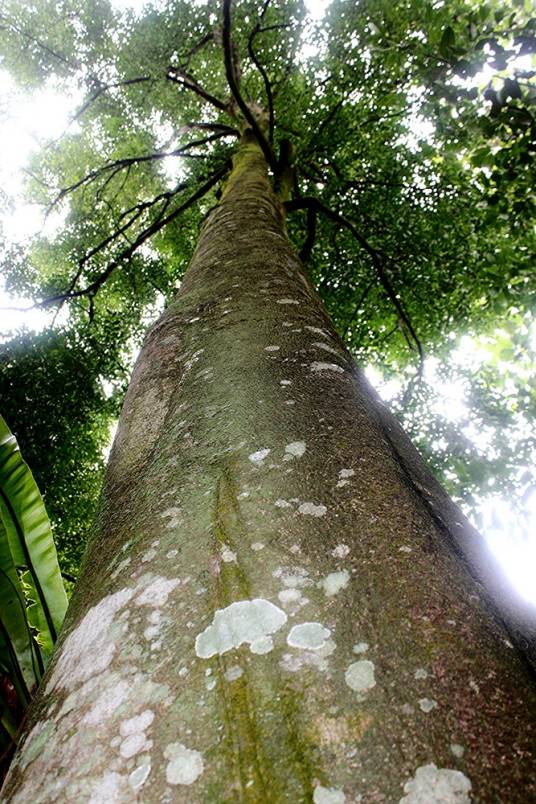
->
[287,622,331,650]
[284,440,306,459]
[248,448,271,464]
[135,576,180,608]
[310,361,344,374]
[400,763,471,803]
[331,544,350,559]
[46,588,135,693]
[345,660,376,692]
[129,758,151,790]
[164,743,204,786]
[298,502,327,517]
[313,786,346,804]
[321,570,350,596]
[195,599,287,658]
[418,698,438,713]
[312,342,341,357]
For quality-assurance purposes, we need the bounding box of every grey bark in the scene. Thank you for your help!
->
[2,137,536,803]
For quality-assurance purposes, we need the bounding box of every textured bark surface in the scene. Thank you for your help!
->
[3,137,536,803]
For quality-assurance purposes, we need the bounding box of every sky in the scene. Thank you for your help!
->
[0,0,535,607]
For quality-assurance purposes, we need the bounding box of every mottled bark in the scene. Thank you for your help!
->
[3,135,536,803]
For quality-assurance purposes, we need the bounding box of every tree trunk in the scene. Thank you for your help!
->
[3,135,536,803]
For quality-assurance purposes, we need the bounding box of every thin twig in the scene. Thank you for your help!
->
[37,164,230,307]
[285,197,424,368]
[47,131,230,212]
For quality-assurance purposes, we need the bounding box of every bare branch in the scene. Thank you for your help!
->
[285,197,424,367]
[222,0,278,174]
[69,76,154,126]
[36,164,230,308]
[247,25,276,144]
[177,32,215,71]
[343,279,375,337]
[0,15,80,71]
[166,68,230,113]
[48,131,231,212]
[182,122,240,137]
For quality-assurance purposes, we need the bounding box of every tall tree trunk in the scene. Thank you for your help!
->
[3,134,536,803]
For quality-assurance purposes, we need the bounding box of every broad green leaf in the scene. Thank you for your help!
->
[0,416,68,656]
[0,524,41,701]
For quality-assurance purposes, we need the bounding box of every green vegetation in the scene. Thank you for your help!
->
[0,416,67,771]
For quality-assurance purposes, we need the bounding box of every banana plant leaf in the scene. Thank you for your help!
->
[0,529,40,704]
[0,416,68,658]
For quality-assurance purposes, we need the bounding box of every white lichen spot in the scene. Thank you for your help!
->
[88,771,124,803]
[141,548,157,563]
[400,763,471,803]
[82,678,133,726]
[164,743,204,786]
[135,576,180,608]
[249,448,271,464]
[345,660,376,692]
[298,502,327,517]
[275,499,292,508]
[195,599,287,658]
[313,786,346,804]
[46,589,135,692]
[280,652,328,673]
[419,698,438,713]
[120,732,148,758]
[305,325,329,337]
[353,642,369,654]
[284,441,306,459]
[161,506,181,529]
[312,342,341,357]
[224,665,243,682]
[110,556,131,580]
[310,361,344,374]
[414,668,428,680]
[274,566,312,588]
[280,379,292,386]
[265,345,280,351]
[251,542,265,551]
[250,635,274,654]
[287,622,331,650]
[331,543,350,559]
[450,743,465,759]
[129,758,151,790]
[120,710,155,737]
[206,678,217,691]
[321,570,350,596]
[221,544,237,563]
[278,588,302,605]
[277,298,299,305]
[166,549,179,559]
[399,545,412,553]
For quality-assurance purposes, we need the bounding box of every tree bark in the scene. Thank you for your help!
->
[3,134,536,803]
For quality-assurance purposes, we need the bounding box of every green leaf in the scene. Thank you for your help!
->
[0,531,40,705]
[439,25,455,56]
[0,416,68,657]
